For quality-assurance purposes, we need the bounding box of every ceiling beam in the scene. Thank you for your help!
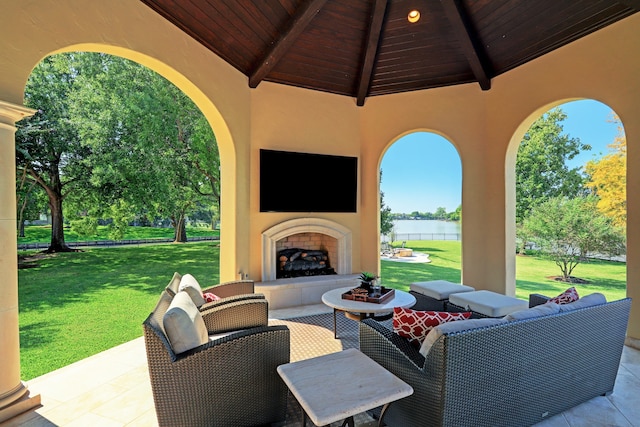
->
[617,0,640,11]
[440,0,492,90]
[356,0,389,106]
[249,0,328,88]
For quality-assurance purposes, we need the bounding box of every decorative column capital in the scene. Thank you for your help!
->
[0,100,36,129]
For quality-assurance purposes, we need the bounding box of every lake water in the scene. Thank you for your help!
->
[383,220,461,241]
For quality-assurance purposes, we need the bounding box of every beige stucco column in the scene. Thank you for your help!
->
[0,100,40,422]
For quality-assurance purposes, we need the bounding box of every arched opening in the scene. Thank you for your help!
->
[16,48,235,379]
[50,44,240,280]
[379,131,462,289]
[507,99,627,301]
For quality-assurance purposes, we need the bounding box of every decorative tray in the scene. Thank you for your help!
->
[341,287,395,304]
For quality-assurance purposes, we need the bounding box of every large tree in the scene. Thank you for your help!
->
[17,52,221,247]
[68,53,220,242]
[522,196,625,281]
[16,54,93,252]
[585,116,626,228]
[515,108,591,223]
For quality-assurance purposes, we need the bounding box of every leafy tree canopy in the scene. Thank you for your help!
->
[522,195,624,281]
[515,108,590,223]
[16,52,221,248]
[585,116,626,228]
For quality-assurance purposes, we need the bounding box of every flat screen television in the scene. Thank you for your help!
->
[260,149,358,212]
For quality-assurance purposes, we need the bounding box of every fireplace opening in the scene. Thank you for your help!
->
[263,219,351,282]
[277,247,337,278]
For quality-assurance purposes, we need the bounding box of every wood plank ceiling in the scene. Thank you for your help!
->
[140,0,638,106]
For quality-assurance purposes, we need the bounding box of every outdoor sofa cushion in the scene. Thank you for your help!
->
[448,290,528,317]
[410,280,475,300]
[162,291,208,353]
[505,301,561,321]
[419,317,509,357]
[559,292,606,312]
[165,271,182,296]
[179,273,207,307]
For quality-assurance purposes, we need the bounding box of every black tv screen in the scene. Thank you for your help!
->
[260,149,358,212]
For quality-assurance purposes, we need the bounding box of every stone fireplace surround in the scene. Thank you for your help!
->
[255,218,359,309]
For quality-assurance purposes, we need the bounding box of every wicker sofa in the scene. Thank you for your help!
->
[143,289,290,427]
[359,294,632,427]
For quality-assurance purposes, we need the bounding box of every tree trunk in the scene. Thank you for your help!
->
[174,215,187,243]
[46,186,73,253]
[18,220,25,238]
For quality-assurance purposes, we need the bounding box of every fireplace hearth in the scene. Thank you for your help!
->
[277,247,336,278]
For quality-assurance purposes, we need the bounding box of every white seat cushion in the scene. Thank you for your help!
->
[179,273,206,308]
[449,290,528,317]
[410,280,475,300]
[419,317,509,357]
[163,291,208,354]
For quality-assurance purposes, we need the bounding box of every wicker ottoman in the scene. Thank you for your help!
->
[409,280,475,311]
[447,290,528,318]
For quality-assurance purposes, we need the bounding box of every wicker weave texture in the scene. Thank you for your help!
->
[143,287,290,427]
[409,290,448,311]
[200,297,268,333]
[360,298,631,427]
[529,293,551,307]
[204,279,254,298]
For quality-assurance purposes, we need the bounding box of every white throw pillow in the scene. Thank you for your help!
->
[179,273,206,308]
[163,291,208,354]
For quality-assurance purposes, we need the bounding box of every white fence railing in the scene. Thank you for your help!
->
[382,233,461,242]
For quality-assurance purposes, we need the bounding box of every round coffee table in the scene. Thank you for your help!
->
[322,286,416,338]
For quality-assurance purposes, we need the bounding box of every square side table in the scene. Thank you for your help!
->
[277,348,413,427]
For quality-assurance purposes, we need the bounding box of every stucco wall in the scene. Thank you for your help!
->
[249,82,363,279]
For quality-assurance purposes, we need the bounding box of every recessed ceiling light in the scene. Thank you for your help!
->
[408,9,420,23]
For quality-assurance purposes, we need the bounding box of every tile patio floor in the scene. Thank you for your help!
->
[3,304,640,427]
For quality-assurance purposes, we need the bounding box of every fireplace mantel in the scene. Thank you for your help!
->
[261,218,352,282]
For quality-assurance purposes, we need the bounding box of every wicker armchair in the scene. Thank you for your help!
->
[143,290,290,427]
[165,272,267,333]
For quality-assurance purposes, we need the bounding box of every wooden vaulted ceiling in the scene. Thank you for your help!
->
[140,0,639,106]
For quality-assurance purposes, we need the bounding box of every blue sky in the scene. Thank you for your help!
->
[380,100,622,214]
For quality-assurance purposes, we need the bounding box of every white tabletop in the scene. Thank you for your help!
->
[322,286,416,314]
[277,348,413,426]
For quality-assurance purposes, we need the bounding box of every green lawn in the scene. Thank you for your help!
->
[18,242,220,380]
[382,240,627,302]
[18,239,626,380]
[18,224,219,244]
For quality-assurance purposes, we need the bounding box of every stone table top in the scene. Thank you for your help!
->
[277,348,413,426]
[321,286,416,314]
